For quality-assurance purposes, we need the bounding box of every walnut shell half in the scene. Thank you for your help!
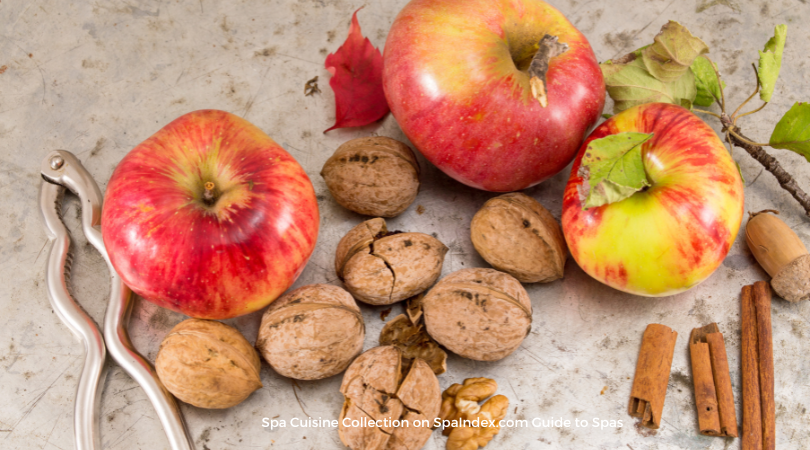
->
[339,346,441,450]
[321,137,420,217]
[336,218,448,305]
[155,319,262,409]
[422,268,532,361]
[471,192,567,283]
[256,284,364,380]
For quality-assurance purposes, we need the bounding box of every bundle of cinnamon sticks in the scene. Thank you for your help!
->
[627,281,774,447]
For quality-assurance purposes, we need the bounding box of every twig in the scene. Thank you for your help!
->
[737,102,768,119]
[731,64,761,124]
[721,114,810,216]
[693,108,721,119]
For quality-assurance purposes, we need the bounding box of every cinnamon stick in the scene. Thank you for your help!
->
[754,281,775,450]
[741,284,762,450]
[705,332,737,437]
[689,323,737,437]
[628,324,677,429]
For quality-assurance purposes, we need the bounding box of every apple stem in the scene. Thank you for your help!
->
[528,35,568,108]
[203,181,216,204]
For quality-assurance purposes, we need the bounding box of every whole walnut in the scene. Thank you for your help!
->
[321,137,420,217]
[155,319,262,409]
[422,268,532,361]
[471,192,567,283]
[255,284,364,380]
[336,218,448,305]
[339,346,441,450]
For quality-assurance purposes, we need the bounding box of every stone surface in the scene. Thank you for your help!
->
[1,0,809,449]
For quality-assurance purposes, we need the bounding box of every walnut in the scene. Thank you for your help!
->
[470,192,567,283]
[339,346,442,450]
[422,268,532,361]
[155,319,262,409]
[321,137,421,217]
[438,378,509,450]
[379,311,447,375]
[255,284,364,380]
[336,218,448,305]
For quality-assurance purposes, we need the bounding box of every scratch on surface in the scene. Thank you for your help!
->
[4,359,75,439]
[519,345,556,371]
[107,414,147,449]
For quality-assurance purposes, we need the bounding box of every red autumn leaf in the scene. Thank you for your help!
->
[324,7,389,132]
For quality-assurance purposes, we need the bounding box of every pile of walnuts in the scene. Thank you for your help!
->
[153,135,569,450]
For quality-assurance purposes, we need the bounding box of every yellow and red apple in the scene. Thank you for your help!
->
[562,103,744,297]
[101,110,319,319]
[383,0,605,192]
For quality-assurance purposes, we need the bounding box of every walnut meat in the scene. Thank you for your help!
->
[470,192,567,283]
[255,284,364,380]
[422,268,532,361]
[339,346,441,450]
[155,319,262,409]
[321,137,420,217]
[336,218,448,305]
[380,313,447,375]
[438,378,509,450]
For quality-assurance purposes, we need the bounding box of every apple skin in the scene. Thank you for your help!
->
[562,103,744,297]
[383,0,605,192]
[101,110,319,319]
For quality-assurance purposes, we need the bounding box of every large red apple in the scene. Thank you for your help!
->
[383,0,605,192]
[102,110,319,319]
[562,103,744,297]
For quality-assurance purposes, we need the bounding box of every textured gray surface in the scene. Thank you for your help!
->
[2,0,810,449]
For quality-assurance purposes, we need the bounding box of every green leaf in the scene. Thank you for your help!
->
[769,102,810,160]
[692,56,726,107]
[758,24,787,103]
[580,132,654,209]
[602,113,612,119]
[642,21,709,83]
[601,56,697,113]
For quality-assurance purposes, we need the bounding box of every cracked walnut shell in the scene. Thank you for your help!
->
[339,346,441,450]
[336,218,448,305]
[256,284,364,380]
[321,137,420,217]
[155,319,262,409]
[471,192,566,283]
[422,268,532,361]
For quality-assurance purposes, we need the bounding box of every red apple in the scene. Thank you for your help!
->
[101,110,319,319]
[562,103,744,297]
[383,0,605,192]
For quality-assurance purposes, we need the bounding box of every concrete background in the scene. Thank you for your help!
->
[2,0,810,449]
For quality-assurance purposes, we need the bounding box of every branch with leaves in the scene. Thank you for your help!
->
[601,22,810,216]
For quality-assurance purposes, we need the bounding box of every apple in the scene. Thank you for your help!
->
[382,0,605,192]
[561,103,744,297]
[101,110,319,319]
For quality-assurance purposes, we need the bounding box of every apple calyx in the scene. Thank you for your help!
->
[577,132,654,209]
[202,181,218,206]
[528,35,569,108]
